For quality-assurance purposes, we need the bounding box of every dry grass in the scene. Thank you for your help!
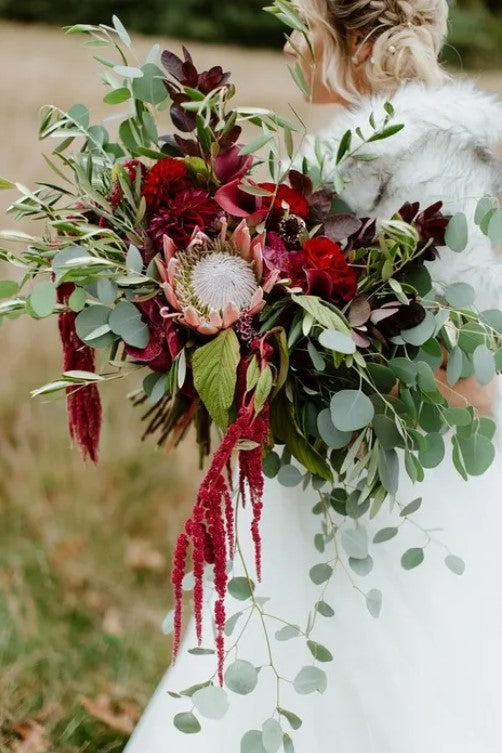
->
[0,19,500,752]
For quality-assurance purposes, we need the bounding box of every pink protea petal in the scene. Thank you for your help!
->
[163,234,178,262]
[155,257,169,283]
[219,215,228,242]
[209,310,223,328]
[161,281,181,309]
[167,257,180,283]
[248,287,263,311]
[263,269,280,293]
[183,305,202,328]
[188,227,211,250]
[232,219,251,260]
[222,301,240,328]
[197,322,220,336]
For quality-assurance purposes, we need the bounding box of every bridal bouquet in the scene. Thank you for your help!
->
[2,15,502,749]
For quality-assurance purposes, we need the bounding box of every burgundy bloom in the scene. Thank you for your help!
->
[214,178,266,220]
[142,158,192,212]
[214,146,253,185]
[398,201,447,261]
[148,189,222,249]
[303,237,358,304]
[263,231,304,285]
[57,284,102,463]
[259,182,309,221]
[125,298,183,371]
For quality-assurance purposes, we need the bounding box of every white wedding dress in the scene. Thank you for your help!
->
[125,80,502,753]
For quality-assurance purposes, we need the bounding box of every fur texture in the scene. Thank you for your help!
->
[321,78,502,307]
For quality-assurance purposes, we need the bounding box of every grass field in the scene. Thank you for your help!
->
[0,20,501,753]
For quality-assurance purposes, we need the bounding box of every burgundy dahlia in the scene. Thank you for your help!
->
[142,158,192,212]
[148,189,222,250]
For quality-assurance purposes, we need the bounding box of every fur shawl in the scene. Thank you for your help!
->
[320,79,502,307]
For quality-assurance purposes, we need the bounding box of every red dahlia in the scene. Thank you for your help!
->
[148,189,222,250]
[142,158,192,212]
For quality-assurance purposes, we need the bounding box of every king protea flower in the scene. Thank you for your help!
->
[156,220,278,336]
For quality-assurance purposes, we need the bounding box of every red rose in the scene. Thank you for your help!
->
[142,158,192,212]
[303,236,357,304]
[303,237,343,269]
[259,183,309,220]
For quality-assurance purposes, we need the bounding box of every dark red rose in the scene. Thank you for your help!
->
[125,299,183,371]
[148,188,222,249]
[303,236,343,269]
[263,231,305,287]
[303,237,357,304]
[259,183,309,220]
[142,158,192,212]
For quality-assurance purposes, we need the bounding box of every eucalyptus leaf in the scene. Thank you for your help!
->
[401,547,425,570]
[241,731,267,753]
[293,666,327,695]
[318,329,355,354]
[309,563,333,585]
[341,527,368,560]
[366,588,382,618]
[445,212,468,252]
[317,409,352,449]
[225,660,258,695]
[262,719,283,753]
[444,282,476,308]
[173,712,201,734]
[30,280,57,318]
[348,555,374,576]
[472,344,496,386]
[278,707,303,731]
[401,311,436,346]
[228,577,255,601]
[307,640,333,662]
[277,464,303,487]
[192,686,229,720]
[275,625,301,641]
[109,300,149,348]
[445,554,466,576]
[331,390,374,432]
[373,527,398,544]
[377,447,399,495]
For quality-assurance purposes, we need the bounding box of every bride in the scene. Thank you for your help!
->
[126,0,502,751]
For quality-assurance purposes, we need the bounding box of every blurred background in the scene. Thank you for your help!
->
[0,1,500,751]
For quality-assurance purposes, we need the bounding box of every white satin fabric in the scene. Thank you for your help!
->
[125,442,502,753]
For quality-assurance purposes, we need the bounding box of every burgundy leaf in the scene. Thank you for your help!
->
[161,49,185,81]
[324,214,363,242]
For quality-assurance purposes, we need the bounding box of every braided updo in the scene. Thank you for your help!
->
[295,0,449,100]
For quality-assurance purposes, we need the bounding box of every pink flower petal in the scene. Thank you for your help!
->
[263,269,280,293]
[209,310,223,328]
[232,218,251,259]
[155,257,169,283]
[197,322,219,336]
[163,234,178,262]
[222,301,240,328]
[249,287,263,311]
[183,305,201,327]
[370,308,400,325]
[161,282,181,309]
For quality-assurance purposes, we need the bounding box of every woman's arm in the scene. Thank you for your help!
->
[434,368,496,415]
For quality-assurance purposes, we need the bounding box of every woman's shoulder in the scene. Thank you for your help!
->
[318,78,502,218]
[330,78,502,156]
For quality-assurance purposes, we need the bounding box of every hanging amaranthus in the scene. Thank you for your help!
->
[56,283,102,463]
[171,400,270,684]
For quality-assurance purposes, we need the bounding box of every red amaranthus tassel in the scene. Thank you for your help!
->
[56,284,102,462]
[171,402,270,683]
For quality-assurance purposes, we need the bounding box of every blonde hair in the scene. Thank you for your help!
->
[295,0,450,101]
